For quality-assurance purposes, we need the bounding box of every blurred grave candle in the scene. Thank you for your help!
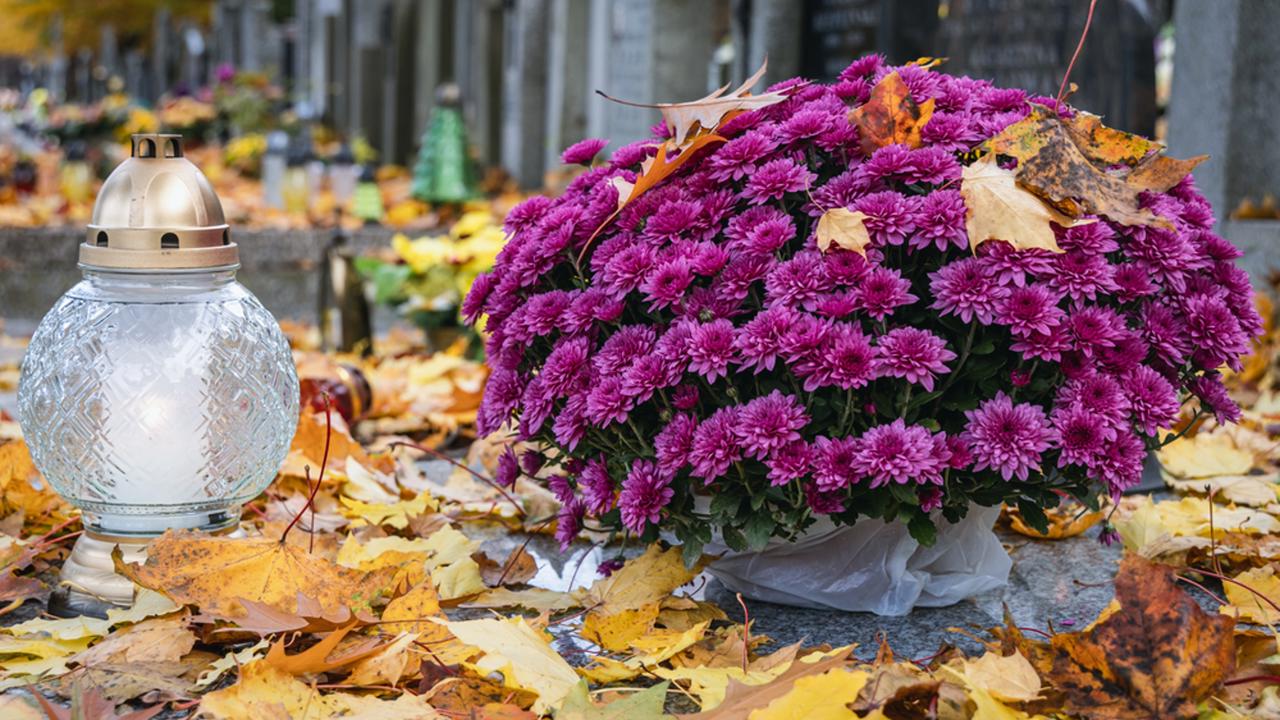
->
[261,130,288,209]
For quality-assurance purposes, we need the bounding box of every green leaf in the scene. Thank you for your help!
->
[681,536,705,569]
[368,263,413,304]
[709,492,741,521]
[1016,498,1050,535]
[743,513,776,551]
[720,525,748,552]
[907,512,938,546]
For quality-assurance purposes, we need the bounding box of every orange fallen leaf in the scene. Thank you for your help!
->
[264,620,384,675]
[115,529,395,619]
[1044,555,1235,718]
[848,71,936,154]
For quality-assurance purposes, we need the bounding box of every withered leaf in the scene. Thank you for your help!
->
[116,529,396,619]
[815,208,873,256]
[1045,555,1235,719]
[848,71,936,154]
[982,104,1207,227]
[961,155,1094,253]
[597,60,788,148]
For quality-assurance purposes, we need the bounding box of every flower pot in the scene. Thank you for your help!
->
[699,503,1010,615]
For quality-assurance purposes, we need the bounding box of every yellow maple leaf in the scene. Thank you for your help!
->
[749,668,868,719]
[200,659,441,719]
[815,208,872,256]
[580,544,703,652]
[580,621,709,684]
[346,631,421,686]
[340,492,435,529]
[961,651,1042,703]
[1158,432,1258,479]
[440,616,580,714]
[961,154,1094,254]
[432,557,486,600]
[116,529,396,618]
[1221,565,1280,624]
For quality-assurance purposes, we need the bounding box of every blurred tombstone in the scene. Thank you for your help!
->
[799,0,939,82]
[584,0,719,155]
[1167,0,1280,284]
[74,48,92,102]
[941,0,1160,136]
[152,6,172,98]
[501,0,551,188]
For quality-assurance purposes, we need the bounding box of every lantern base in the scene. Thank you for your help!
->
[55,531,148,611]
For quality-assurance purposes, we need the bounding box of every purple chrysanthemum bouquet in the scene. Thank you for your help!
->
[464,56,1261,560]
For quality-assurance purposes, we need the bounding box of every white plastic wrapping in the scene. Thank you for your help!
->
[702,504,1011,616]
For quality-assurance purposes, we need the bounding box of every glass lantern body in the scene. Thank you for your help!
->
[17,266,299,538]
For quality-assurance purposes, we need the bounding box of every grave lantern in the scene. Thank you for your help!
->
[17,134,299,608]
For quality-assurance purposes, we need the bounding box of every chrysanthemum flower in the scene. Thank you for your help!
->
[736,391,810,459]
[619,460,675,533]
[962,393,1054,481]
[875,327,956,392]
[852,419,949,487]
[561,137,608,165]
[930,257,1006,324]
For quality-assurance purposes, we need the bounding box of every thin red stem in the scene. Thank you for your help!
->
[388,440,524,517]
[736,592,751,674]
[1191,567,1280,616]
[1176,574,1228,607]
[281,394,332,547]
[1057,0,1099,104]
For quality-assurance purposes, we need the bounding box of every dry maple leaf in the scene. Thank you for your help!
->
[675,647,852,718]
[848,71,936,155]
[581,544,704,652]
[815,208,873,256]
[961,155,1095,254]
[1044,554,1235,718]
[115,529,396,619]
[982,104,1207,227]
[30,684,163,720]
[597,60,789,148]
[264,620,385,675]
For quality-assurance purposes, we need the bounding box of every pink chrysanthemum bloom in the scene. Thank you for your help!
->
[735,391,810,459]
[641,258,695,311]
[689,407,744,482]
[580,458,615,515]
[1052,404,1115,468]
[1056,372,1131,427]
[852,419,949,487]
[686,319,738,382]
[999,285,1065,337]
[766,441,812,486]
[912,189,969,251]
[930,257,1007,324]
[875,327,956,392]
[856,266,918,320]
[812,435,860,491]
[1125,366,1181,435]
[855,190,918,246]
[619,460,675,534]
[962,392,1054,481]
[561,137,609,165]
[708,131,778,182]
[654,413,698,473]
[742,158,814,202]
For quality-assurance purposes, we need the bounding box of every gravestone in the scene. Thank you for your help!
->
[1166,0,1280,285]
[800,0,940,82]
[941,0,1161,136]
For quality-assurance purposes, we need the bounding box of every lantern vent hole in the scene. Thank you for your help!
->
[161,233,180,249]
[222,230,230,245]
[95,231,108,247]
[165,138,182,158]
[137,138,157,158]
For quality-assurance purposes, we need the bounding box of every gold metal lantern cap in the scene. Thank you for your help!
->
[81,133,237,271]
